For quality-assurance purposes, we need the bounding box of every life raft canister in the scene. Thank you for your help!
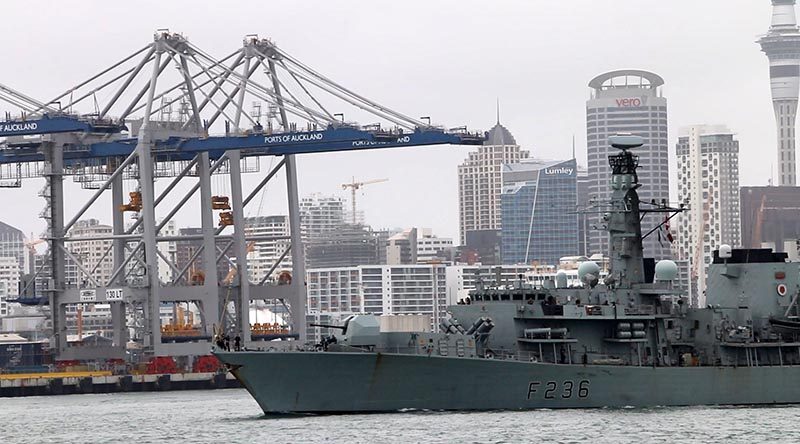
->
[278,271,292,285]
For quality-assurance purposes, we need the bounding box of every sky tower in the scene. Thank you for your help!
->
[759,0,800,186]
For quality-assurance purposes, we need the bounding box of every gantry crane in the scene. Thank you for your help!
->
[0,31,484,360]
[341,177,388,224]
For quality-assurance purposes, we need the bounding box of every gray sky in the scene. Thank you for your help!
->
[0,0,777,242]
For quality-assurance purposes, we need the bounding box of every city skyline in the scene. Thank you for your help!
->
[0,0,784,245]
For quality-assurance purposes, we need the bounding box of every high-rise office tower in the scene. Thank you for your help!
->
[384,228,454,265]
[0,257,19,299]
[676,125,742,304]
[0,222,26,274]
[586,70,670,259]
[299,194,346,238]
[305,224,385,269]
[759,0,800,186]
[500,159,579,265]
[244,215,293,284]
[68,219,114,287]
[458,119,528,262]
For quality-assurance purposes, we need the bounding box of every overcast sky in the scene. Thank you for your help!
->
[0,0,779,242]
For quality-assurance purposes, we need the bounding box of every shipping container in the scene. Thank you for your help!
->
[0,341,52,369]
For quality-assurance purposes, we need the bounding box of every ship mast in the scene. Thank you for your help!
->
[606,135,646,287]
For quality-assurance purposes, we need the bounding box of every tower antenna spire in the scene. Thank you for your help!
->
[759,0,800,186]
[496,97,500,124]
[572,134,576,159]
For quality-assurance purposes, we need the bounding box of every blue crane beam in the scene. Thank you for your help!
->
[0,115,124,137]
[4,122,483,306]
[0,118,484,166]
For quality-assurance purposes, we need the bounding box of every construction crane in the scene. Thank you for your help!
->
[341,177,388,224]
[24,234,46,274]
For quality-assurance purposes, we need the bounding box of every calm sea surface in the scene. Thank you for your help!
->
[2,389,799,443]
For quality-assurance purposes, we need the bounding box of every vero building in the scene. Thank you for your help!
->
[586,70,670,260]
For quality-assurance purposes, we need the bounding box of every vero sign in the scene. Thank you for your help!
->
[615,98,643,107]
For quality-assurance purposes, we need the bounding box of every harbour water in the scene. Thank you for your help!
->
[2,389,800,443]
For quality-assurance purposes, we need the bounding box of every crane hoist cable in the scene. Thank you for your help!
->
[254,157,275,218]
[217,265,242,334]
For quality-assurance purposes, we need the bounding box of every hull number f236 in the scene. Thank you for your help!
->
[527,380,589,400]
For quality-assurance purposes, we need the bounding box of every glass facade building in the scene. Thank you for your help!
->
[501,159,579,265]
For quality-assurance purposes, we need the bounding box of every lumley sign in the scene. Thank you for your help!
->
[544,167,574,176]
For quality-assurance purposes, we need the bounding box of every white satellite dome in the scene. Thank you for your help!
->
[654,260,679,282]
[578,261,600,287]
[578,261,600,277]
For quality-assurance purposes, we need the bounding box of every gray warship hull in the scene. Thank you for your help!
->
[215,351,800,413]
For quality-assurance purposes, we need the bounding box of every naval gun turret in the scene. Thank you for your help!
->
[312,314,381,350]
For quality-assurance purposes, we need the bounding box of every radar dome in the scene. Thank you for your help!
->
[719,244,732,259]
[654,260,679,281]
[555,271,568,289]
[609,134,644,150]
[578,261,600,287]
[578,261,600,277]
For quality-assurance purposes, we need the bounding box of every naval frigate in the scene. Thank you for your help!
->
[215,135,800,413]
